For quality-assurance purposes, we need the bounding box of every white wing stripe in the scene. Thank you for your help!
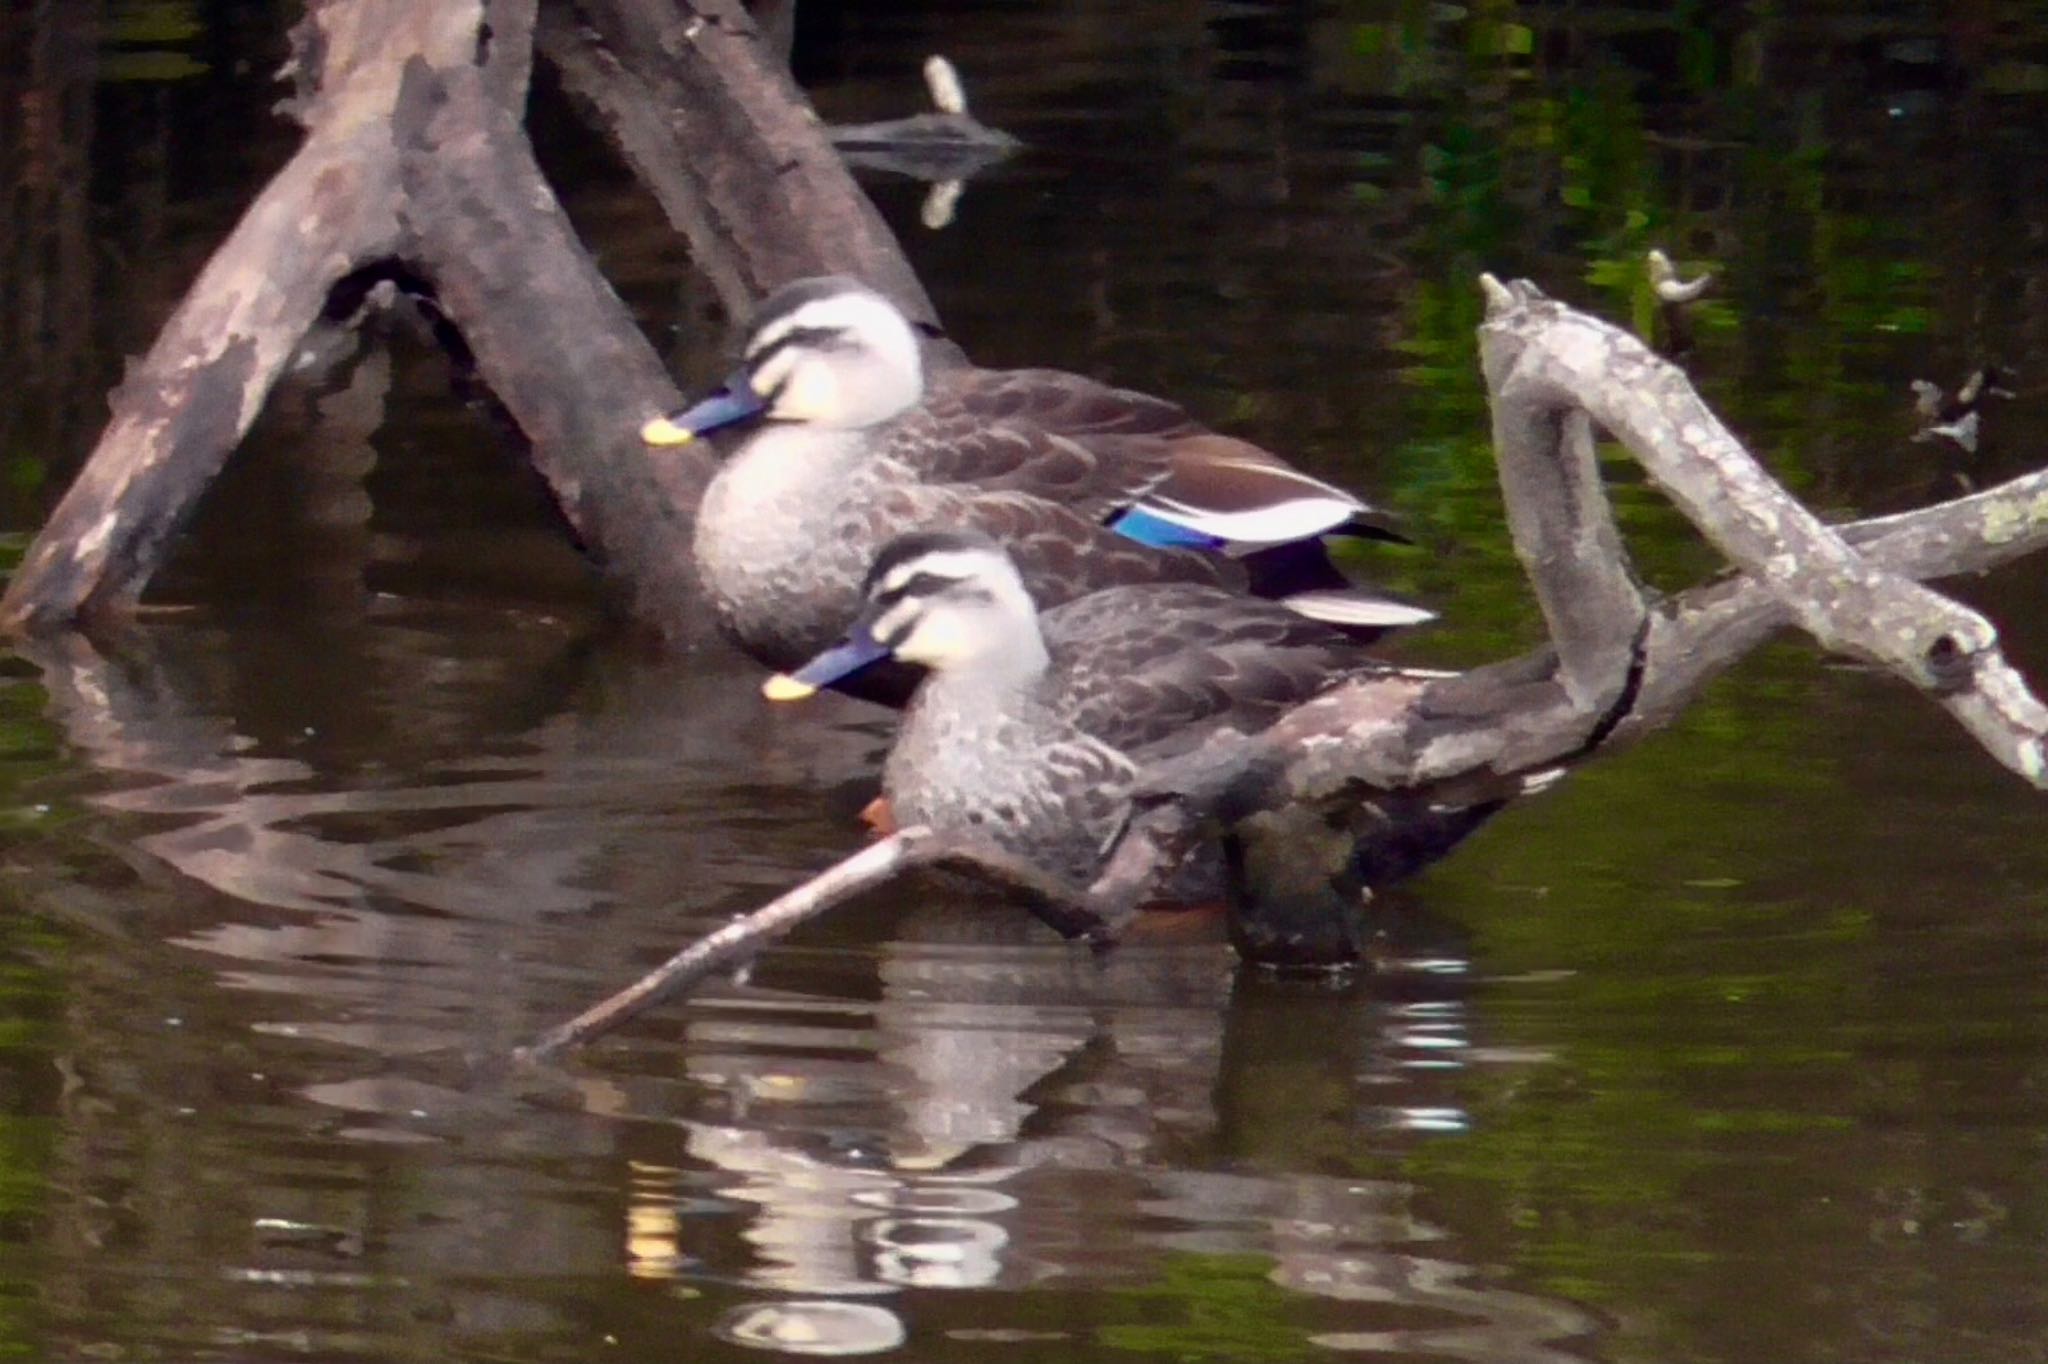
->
[1280,591,1438,628]
[1137,494,1362,546]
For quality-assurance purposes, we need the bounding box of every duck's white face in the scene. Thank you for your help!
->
[865,544,1038,671]
[742,289,925,429]
[762,534,1049,701]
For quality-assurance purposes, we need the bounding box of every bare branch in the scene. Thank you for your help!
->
[537,0,941,330]
[0,0,425,631]
[1468,278,2048,786]
[1479,276,1646,713]
[519,826,1112,1058]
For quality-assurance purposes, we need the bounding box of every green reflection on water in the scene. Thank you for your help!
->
[103,0,208,82]
[0,911,62,1359]
[0,670,71,1358]
[1100,1253,1311,1364]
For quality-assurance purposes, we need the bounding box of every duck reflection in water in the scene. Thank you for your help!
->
[16,612,1593,1361]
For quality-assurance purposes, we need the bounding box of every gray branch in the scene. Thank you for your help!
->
[519,825,1111,1059]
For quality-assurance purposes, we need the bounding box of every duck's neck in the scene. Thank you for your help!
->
[693,425,881,661]
[958,635,1052,693]
[698,424,869,567]
[912,635,1055,737]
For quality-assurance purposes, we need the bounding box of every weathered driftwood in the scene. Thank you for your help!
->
[534,0,942,335]
[518,824,1114,1062]
[0,0,690,636]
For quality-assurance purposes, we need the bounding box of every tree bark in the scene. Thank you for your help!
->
[536,0,941,334]
[0,83,404,630]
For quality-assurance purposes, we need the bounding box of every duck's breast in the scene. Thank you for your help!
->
[693,429,879,664]
[886,688,1137,888]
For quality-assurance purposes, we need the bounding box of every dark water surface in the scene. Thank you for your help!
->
[3,3,2048,1361]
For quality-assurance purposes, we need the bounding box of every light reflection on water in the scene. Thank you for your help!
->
[8,606,1599,1361]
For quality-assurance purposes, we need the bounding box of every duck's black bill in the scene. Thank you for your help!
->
[640,367,766,446]
[763,622,893,701]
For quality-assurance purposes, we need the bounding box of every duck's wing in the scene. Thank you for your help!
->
[920,370,1408,551]
[895,368,1194,518]
[1043,586,1374,754]
[870,486,1240,609]
[1122,432,1411,550]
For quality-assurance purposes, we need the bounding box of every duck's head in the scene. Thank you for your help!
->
[764,530,1046,700]
[642,277,925,446]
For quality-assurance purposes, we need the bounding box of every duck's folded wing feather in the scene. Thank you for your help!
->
[901,369,1195,517]
[908,368,1404,549]
[871,487,1238,609]
[1135,433,1388,548]
[1044,587,1372,753]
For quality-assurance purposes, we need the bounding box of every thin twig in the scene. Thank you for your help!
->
[520,830,937,1061]
[518,824,1113,1060]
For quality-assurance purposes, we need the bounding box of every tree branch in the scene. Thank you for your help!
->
[538,0,940,330]
[0,1,424,630]
[518,825,1111,1059]
[1474,278,2047,780]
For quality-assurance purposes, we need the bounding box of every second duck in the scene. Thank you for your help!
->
[644,277,1429,682]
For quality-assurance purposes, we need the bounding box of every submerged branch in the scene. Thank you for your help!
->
[520,825,1112,1059]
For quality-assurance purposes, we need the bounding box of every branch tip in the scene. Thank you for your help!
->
[1479,273,1514,318]
[1647,249,1713,303]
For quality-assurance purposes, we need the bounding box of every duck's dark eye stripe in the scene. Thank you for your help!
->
[874,571,963,607]
[745,325,850,373]
[873,584,994,648]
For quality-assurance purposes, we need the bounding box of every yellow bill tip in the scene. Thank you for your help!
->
[639,415,696,447]
[761,673,819,702]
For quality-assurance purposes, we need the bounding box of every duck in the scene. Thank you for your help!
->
[757,529,1404,895]
[642,277,1429,684]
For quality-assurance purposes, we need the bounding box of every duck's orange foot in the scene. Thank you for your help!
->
[1123,901,1228,941]
[860,796,898,838]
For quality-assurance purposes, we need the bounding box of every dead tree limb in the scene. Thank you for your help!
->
[536,0,941,331]
[1474,277,2047,781]
[389,47,710,634]
[519,825,1110,1060]
[0,7,412,631]
[0,0,698,635]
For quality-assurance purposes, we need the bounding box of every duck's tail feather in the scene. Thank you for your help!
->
[1278,590,1437,629]
[1327,509,1413,547]
[1239,539,1434,632]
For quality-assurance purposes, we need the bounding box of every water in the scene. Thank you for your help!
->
[3,3,2048,1361]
